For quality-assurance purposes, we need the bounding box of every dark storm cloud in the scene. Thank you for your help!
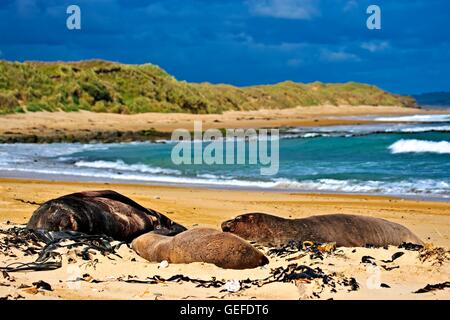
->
[0,0,448,93]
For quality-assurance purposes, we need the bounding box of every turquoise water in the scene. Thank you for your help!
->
[0,115,449,198]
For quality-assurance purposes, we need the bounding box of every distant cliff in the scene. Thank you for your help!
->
[0,59,418,115]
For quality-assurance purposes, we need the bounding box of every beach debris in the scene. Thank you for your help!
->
[81,273,102,283]
[115,274,223,289]
[361,256,376,265]
[317,242,337,253]
[286,253,307,262]
[114,263,359,298]
[22,287,39,295]
[267,240,337,261]
[418,245,449,266]
[362,252,405,266]
[399,242,423,251]
[153,292,163,300]
[414,282,450,294]
[32,280,53,291]
[382,252,404,263]
[13,198,42,206]
[0,258,62,272]
[1,270,12,281]
[224,280,241,293]
[380,265,399,271]
[342,277,359,292]
[267,240,303,258]
[380,283,391,288]
[0,293,24,300]
[0,226,119,273]
[159,260,169,269]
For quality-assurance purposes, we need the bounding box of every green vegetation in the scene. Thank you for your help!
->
[0,59,418,115]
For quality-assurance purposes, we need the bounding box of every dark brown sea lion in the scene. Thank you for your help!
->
[132,227,269,269]
[221,213,423,247]
[27,190,186,241]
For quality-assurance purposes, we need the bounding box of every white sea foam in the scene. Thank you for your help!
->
[270,178,450,195]
[375,114,450,122]
[0,143,109,158]
[1,165,448,197]
[393,126,450,133]
[74,160,181,175]
[389,139,450,154]
[284,124,450,139]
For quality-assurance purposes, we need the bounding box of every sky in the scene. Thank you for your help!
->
[0,0,449,94]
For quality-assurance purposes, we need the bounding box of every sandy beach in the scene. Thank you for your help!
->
[0,105,446,143]
[0,178,448,300]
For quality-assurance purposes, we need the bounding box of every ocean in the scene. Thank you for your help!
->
[1,114,449,200]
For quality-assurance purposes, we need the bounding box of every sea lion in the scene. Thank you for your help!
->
[132,227,269,269]
[27,190,186,241]
[221,213,423,247]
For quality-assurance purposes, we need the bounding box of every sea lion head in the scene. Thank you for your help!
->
[27,201,82,232]
[221,213,280,243]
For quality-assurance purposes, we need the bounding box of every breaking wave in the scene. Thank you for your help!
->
[374,114,450,122]
[389,139,450,154]
[74,160,181,175]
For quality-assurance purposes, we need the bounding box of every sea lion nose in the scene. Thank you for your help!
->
[259,256,269,266]
[221,220,232,232]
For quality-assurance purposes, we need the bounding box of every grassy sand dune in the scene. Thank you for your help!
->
[0,60,418,115]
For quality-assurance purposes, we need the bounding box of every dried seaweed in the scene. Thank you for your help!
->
[0,226,120,272]
[382,252,404,263]
[399,242,423,251]
[114,263,359,296]
[267,240,304,258]
[419,246,449,266]
[267,240,337,261]
[361,256,376,265]
[414,282,450,294]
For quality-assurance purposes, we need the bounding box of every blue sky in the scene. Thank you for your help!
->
[0,0,449,94]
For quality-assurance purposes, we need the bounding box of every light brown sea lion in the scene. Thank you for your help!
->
[221,213,423,247]
[132,227,269,269]
[27,190,186,241]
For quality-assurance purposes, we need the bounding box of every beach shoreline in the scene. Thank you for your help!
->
[0,105,448,143]
[1,171,449,204]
